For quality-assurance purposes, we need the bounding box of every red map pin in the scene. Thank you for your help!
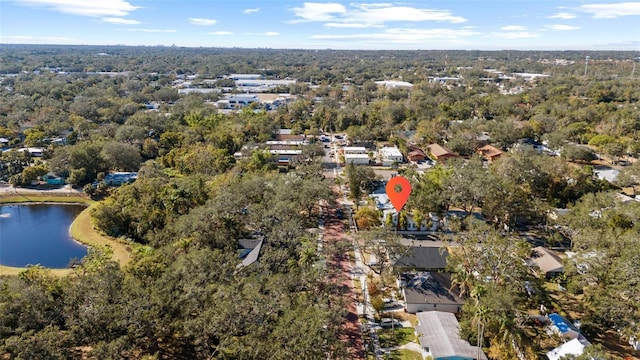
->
[386,176,412,212]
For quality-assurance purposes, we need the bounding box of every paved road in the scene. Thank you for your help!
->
[323,196,366,359]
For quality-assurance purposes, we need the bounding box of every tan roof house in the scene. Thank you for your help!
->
[426,144,458,161]
[476,144,504,162]
[528,246,564,278]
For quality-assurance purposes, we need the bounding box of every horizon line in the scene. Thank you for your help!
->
[1,43,639,52]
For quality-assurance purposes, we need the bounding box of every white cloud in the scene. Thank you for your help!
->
[548,12,577,19]
[311,27,479,43]
[243,7,259,14]
[189,18,217,26]
[291,2,346,22]
[209,31,233,35]
[579,2,640,18]
[0,35,79,44]
[124,28,177,33]
[102,17,140,25]
[501,25,526,31]
[352,3,394,10]
[491,31,538,39]
[291,2,466,27]
[324,22,379,28]
[544,24,580,31]
[11,0,139,17]
[242,31,280,36]
[491,25,538,39]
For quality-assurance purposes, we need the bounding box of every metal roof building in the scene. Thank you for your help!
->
[415,311,487,360]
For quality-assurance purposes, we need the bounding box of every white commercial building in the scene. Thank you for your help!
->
[343,146,368,155]
[375,80,414,89]
[344,153,370,165]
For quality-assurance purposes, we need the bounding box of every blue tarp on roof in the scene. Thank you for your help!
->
[549,313,575,334]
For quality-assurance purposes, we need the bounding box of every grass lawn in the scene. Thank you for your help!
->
[378,327,416,348]
[380,349,424,360]
[70,203,131,267]
[0,194,93,204]
[0,194,131,276]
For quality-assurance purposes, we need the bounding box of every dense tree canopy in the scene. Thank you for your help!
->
[1,45,639,358]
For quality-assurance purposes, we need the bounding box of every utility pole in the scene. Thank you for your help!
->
[477,322,484,360]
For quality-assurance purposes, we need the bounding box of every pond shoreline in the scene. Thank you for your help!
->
[0,193,131,276]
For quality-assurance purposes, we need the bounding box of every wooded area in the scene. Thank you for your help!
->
[1,45,639,359]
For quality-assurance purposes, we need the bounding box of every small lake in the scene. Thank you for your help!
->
[0,204,88,268]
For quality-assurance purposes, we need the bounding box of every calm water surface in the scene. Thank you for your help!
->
[0,204,87,268]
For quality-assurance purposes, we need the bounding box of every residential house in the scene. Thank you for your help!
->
[272,131,308,145]
[380,207,443,232]
[546,338,589,360]
[237,236,264,269]
[49,137,68,146]
[398,272,463,314]
[406,146,428,162]
[269,147,303,166]
[0,137,10,148]
[415,311,488,360]
[379,146,403,166]
[428,76,463,84]
[103,172,138,186]
[393,241,448,273]
[476,144,504,162]
[370,185,440,231]
[426,144,457,161]
[18,147,44,157]
[528,246,564,278]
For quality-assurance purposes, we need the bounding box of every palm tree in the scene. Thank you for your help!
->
[450,262,475,298]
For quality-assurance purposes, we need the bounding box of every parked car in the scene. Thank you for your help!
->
[379,318,401,329]
[383,298,397,309]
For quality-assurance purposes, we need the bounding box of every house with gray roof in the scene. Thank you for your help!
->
[399,272,463,314]
[415,311,487,360]
[236,236,264,269]
[393,244,448,272]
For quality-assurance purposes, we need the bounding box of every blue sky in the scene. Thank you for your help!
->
[1,0,639,50]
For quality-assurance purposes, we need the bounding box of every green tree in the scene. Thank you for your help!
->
[355,207,381,230]
[357,229,408,276]
[101,141,142,171]
[397,210,407,230]
[20,165,48,185]
[412,209,424,231]
[346,161,362,203]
